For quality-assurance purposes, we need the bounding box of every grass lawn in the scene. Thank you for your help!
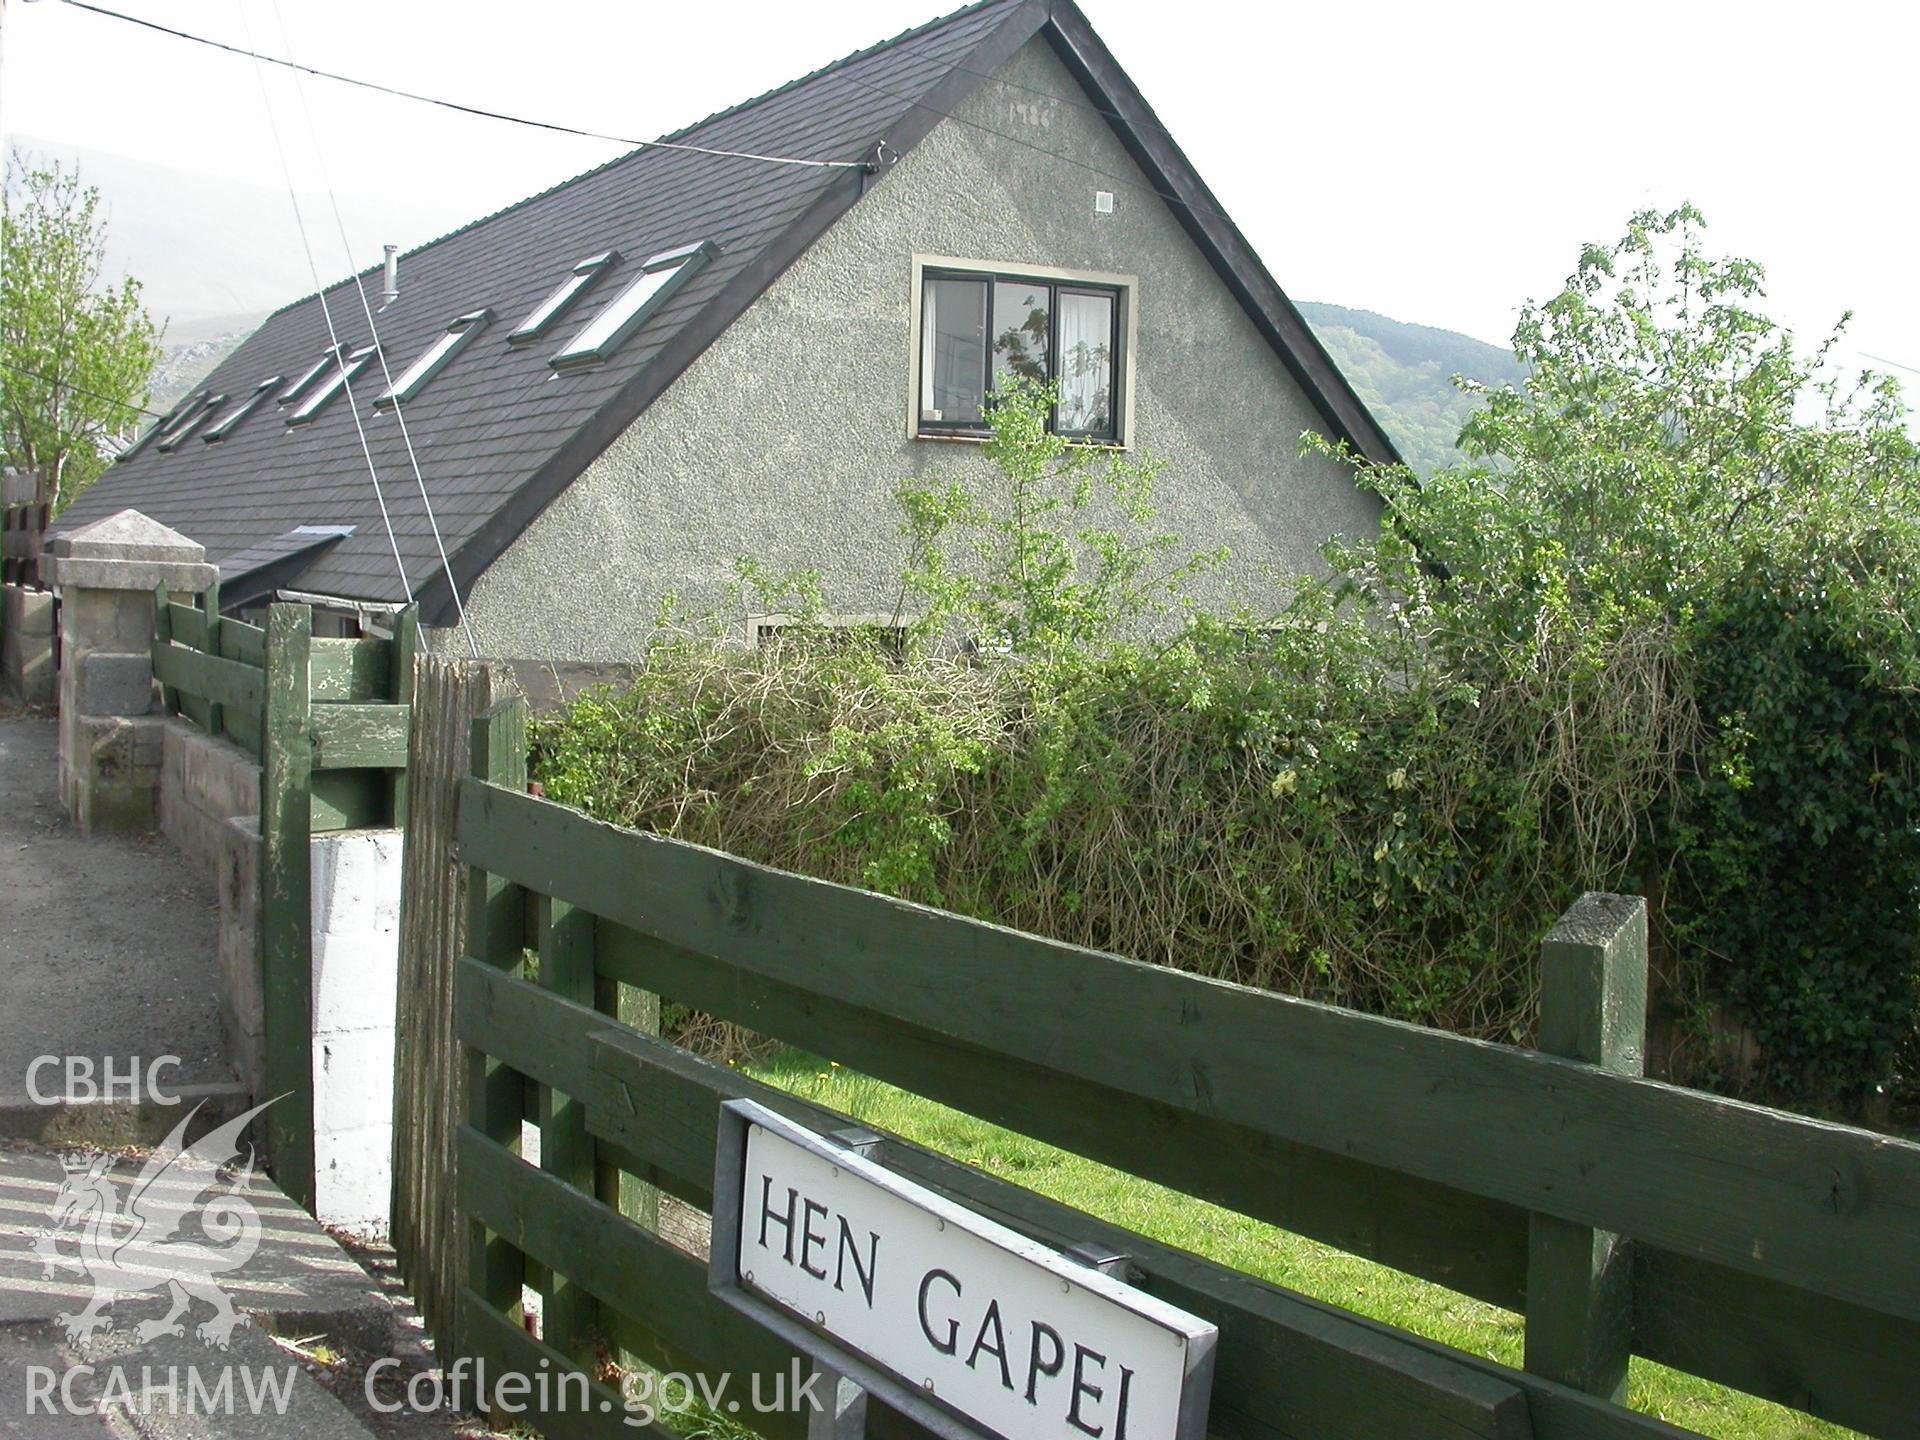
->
[745,1049,1854,1440]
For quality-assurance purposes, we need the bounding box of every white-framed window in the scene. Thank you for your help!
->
[550,239,716,372]
[908,255,1136,446]
[509,251,620,345]
[202,377,282,443]
[748,612,908,657]
[286,345,378,427]
[376,309,493,408]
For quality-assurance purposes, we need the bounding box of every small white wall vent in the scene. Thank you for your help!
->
[1094,190,1115,215]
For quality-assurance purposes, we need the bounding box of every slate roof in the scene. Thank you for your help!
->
[62,0,1397,623]
[214,525,354,610]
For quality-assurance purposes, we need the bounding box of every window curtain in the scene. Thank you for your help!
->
[1057,292,1113,434]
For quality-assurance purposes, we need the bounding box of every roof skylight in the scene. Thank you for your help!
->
[201,377,283,444]
[509,252,619,345]
[278,347,345,405]
[376,310,493,408]
[156,394,227,451]
[286,346,377,427]
[550,240,715,372]
[119,391,208,461]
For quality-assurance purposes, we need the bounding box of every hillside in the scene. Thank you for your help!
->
[11,135,451,334]
[150,329,254,411]
[1299,301,1527,475]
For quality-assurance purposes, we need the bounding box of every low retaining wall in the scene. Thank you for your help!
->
[162,718,261,872]
[159,716,403,1234]
[1,584,54,705]
[162,720,266,1098]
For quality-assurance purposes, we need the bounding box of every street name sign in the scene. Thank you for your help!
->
[710,1100,1217,1440]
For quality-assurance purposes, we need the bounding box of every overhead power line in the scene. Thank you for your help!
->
[1861,352,1920,378]
[831,57,1253,241]
[232,0,415,605]
[0,357,167,420]
[265,0,478,655]
[59,0,875,172]
[61,0,1221,232]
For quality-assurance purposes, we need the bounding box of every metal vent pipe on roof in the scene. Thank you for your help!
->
[380,245,400,308]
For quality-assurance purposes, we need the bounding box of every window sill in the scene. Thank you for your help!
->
[912,430,1128,453]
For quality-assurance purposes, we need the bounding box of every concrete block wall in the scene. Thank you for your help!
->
[215,816,265,1104]
[56,584,164,832]
[59,712,165,832]
[310,828,403,1237]
[0,585,54,705]
[160,719,263,876]
[156,718,405,1235]
[159,716,268,1100]
[44,509,216,835]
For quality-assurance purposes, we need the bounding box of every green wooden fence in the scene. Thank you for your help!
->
[152,585,417,1207]
[448,694,1919,1440]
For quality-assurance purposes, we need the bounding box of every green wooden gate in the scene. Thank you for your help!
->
[152,587,416,1207]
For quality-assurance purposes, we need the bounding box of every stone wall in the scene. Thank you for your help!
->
[161,719,262,874]
[45,509,215,836]
[1,585,54,706]
[161,718,267,1101]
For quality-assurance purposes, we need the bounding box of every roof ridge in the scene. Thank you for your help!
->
[256,0,1019,328]
[651,0,1013,147]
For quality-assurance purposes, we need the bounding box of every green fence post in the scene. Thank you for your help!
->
[202,579,224,740]
[152,584,178,715]
[262,603,315,1210]
[1524,891,1647,1401]
[464,696,529,1357]
[536,894,597,1359]
[389,605,419,828]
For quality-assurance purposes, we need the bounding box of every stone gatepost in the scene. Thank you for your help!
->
[43,509,216,834]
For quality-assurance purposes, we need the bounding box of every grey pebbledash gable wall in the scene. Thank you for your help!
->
[463,36,1383,662]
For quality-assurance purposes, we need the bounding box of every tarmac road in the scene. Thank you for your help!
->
[0,711,235,1134]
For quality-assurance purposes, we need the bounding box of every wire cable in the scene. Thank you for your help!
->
[232,0,413,602]
[837,63,1238,236]
[0,358,167,420]
[61,0,1235,246]
[886,28,1139,129]
[1860,352,1920,378]
[61,0,873,172]
[265,0,478,656]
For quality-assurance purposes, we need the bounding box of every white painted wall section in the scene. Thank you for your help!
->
[309,827,403,1236]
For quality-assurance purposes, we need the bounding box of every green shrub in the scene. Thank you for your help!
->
[1668,545,1920,1104]
[534,211,1920,1115]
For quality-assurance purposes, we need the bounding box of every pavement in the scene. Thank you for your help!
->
[0,1142,487,1439]
[0,713,245,1144]
[0,711,495,1438]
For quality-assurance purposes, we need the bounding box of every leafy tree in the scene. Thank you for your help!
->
[892,377,1217,656]
[1313,203,1920,1106]
[1,152,162,512]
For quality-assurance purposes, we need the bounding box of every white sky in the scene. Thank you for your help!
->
[5,0,1918,376]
